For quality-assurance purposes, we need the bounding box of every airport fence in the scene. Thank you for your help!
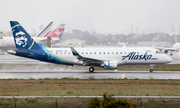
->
[0,96,180,108]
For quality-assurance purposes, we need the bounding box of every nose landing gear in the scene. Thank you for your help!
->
[170,52,173,56]
[149,64,154,73]
[149,68,153,73]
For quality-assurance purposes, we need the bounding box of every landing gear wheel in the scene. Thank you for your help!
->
[149,69,153,73]
[89,67,94,72]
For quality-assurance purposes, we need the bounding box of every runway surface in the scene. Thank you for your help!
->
[0,55,180,64]
[0,70,180,79]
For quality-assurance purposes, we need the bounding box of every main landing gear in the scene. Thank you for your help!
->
[89,67,94,72]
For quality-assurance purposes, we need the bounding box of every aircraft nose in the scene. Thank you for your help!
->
[166,56,173,63]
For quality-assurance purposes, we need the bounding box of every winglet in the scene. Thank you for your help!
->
[70,47,80,56]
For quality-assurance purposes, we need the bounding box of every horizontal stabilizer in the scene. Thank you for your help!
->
[7,50,31,55]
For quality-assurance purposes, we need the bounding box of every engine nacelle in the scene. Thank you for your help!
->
[164,50,168,54]
[103,61,118,69]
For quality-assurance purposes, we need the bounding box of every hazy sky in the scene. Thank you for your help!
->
[1,0,180,34]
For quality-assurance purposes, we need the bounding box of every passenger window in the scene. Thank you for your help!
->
[64,52,66,54]
[120,52,122,54]
[137,52,139,54]
[82,52,84,54]
[116,52,118,54]
[112,52,114,54]
[90,52,92,54]
[104,52,105,54]
[125,52,126,54]
[108,52,109,54]
[69,52,70,54]
[86,52,88,54]
[99,52,101,54]
[60,52,62,54]
[94,52,96,54]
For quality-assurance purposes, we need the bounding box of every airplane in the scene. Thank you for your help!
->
[118,38,126,47]
[156,35,180,56]
[7,21,173,73]
[0,22,65,51]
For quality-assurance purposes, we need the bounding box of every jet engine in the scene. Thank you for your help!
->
[103,61,118,69]
[164,50,168,54]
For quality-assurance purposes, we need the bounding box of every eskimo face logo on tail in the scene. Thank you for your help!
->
[122,52,158,61]
[15,31,28,47]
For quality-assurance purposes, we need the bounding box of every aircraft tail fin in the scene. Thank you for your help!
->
[50,23,65,39]
[35,22,53,37]
[10,21,41,50]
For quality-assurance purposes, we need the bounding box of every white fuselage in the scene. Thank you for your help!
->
[46,47,172,66]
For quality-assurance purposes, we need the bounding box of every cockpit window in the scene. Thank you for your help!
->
[156,50,163,54]
[160,50,164,54]
[156,51,160,54]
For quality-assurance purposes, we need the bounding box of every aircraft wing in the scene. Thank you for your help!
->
[164,48,177,51]
[51,39,63,43]
[70,47,103,65]
[155,47,177,51]
[36,38,59,44]
[155,47,165,50]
